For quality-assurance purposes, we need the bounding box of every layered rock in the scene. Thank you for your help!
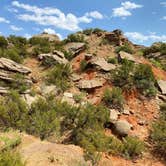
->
[0,58,32,86]
[77,78,105,89]
[38,50,68,65]
[65,42,85,56]
[0,58,31,74]
[90,57,116,71]
[105,29,133,46]
[118,51,137,62]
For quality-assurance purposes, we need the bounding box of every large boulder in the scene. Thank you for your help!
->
[90,57,116,71]
[119,51,136,62]
[114,120,132,136]
[38,50,68,65]
[77,79,105,89]
[157,80,166,95]
[0,58,31,74]
[65,42,85,56]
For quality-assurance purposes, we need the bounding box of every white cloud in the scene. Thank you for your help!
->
[160,2,166,7]
[112,1,143,18]
[0,17,10,23]
[43,28,63,40]
[12,1,104,31]
[86,11,103,19]
[10,25,23,31]
[125,32,166,43]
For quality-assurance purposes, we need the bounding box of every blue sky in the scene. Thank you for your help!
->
[0,0,166,46]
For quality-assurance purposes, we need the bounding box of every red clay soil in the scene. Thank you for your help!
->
[71,53,85,72]
[141,58,166,81]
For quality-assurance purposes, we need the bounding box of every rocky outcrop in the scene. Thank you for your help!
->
[157,80,166,95]
[118,51,137,62]
[65,42,85,56]
[0,70,32,84]
[38,50,68,65]
[90,57,116,71]
[0,58,32,85]
[0,87,9,94]
[114,120,132,136]
[77,79,105,89]
[105,29,132,46]
[0,58,31,74]
[33,32,60,42]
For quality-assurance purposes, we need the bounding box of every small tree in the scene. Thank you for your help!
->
[46,64,72,91]
[0,36,8,49]
[133,64,157,97]
[103,87,124,110]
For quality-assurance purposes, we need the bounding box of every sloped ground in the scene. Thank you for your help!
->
[0,131,89,166]
[14,31,166,166]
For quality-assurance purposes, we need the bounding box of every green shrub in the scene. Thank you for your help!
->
[64,51,74,60]
[64,34,85,43]
[5,48,23,63]
[29,37,51,54]
[0,91,28,130]
[133,64,157,97]
[122,136,145,159]
[103,87,124,110]
[107,57,118,64]
[111,59,134,90]
[0,132,21,151]
[150,103,166,157]
[0,36,8,49]
[82,29,93,35]
[10,73,29,93]
[73,93,86,103]
[0,151,25,166]
[84,151,101,166]
[72,104,110,155]
[80,60,88,72]
[46,64,72,91]
[27,98,60,140]
[115,44,133,54]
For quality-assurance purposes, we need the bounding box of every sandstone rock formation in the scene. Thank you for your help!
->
[65,42,85,56]
[33,32,60,42]
[77,79,105,89]
[0,58,31,74]
[90,57,116,71]
[38,50,68,65]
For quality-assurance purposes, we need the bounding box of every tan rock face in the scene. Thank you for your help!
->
[38,51,68,65]
[0,57,31,74]
[77,79,105,89]
[0,58,32,93]
[157,80,166,94]
[90,57,116,71]
[119,51,136,62]
[33,32,60,42]
[65,42,85,56]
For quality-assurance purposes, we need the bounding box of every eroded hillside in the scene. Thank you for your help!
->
[0,29,165,166]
